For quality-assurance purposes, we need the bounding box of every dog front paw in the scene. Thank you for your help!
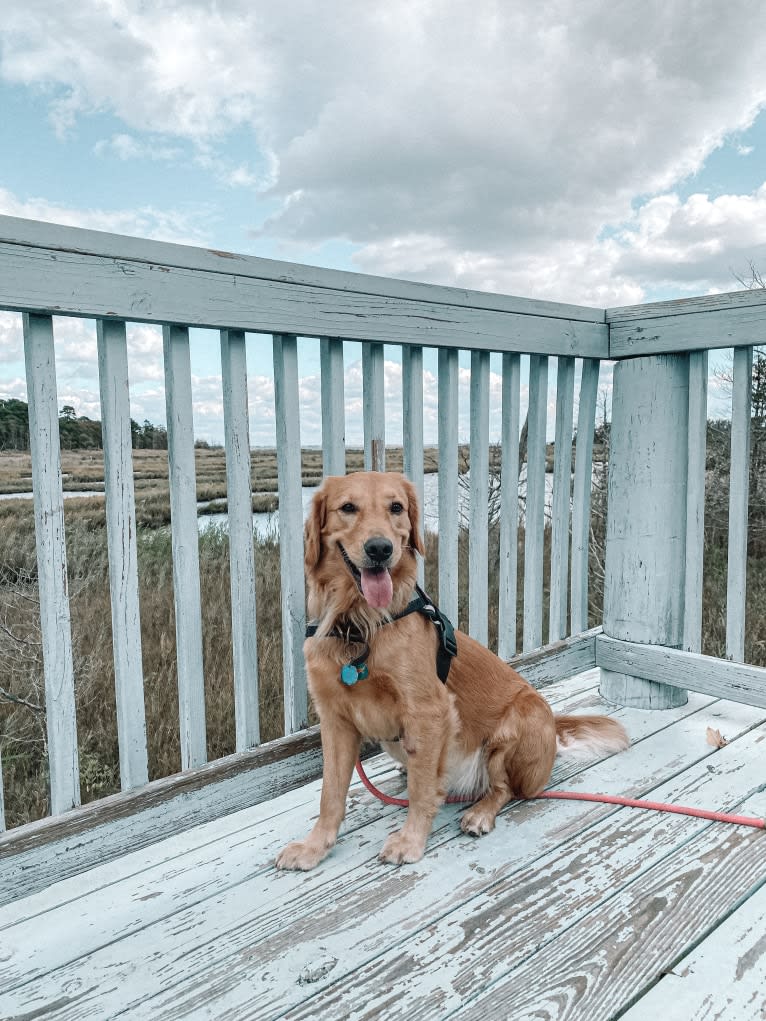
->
[379,830,425,865]
[276,839,328,871]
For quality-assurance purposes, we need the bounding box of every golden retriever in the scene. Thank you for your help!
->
[276,471,628,870]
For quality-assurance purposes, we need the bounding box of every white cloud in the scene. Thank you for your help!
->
[247,3,766,302]
[94,134,182,162]
[612,185,766,293]
[2,2,766,305]
[0,376,27,403]
[0,1,266,140]
[0,312,23,364]
[0,187,210,246]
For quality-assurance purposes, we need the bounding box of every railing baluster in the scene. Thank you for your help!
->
[570,358,600,635]
[684,350,708,654]
[220,329,260,749]
[524,354,549,652]
[549,356,575,642]
[320,338,346,477]
[273,334,308,732]
[162,324,207,770]
[498,352,521,660]
[402,345,425,585]
[362,342,385,471]
[97,319,149,789]
[438,347,459,623]
[469,350,490,644]
[22,313,80,814]
[726,345,753,663]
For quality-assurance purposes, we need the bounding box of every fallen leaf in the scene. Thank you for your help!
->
[706,726,729,749]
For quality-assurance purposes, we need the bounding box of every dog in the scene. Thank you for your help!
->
[276,471,628,870]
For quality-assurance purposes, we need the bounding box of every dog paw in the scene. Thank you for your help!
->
[275,840,327,871]
[460,806,497,837]
[379,830,425,865]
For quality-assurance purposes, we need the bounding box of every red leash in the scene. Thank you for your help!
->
[354,758,766,829]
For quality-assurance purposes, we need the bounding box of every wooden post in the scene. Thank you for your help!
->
[438,347,459,623]
[601,354,690,708]
[402,344,425,586]
[162,325,208,768]
[320,338,346,478]
[23,314,81,814]
[220,329,260,750]
[362,342,385,472]
[97,319,149,788]
[469,349,490,645]
[273,334,308,733]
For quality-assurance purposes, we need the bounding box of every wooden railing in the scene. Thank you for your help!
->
[1,215,765,836]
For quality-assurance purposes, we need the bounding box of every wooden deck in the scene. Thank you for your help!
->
[2,669,766,1021]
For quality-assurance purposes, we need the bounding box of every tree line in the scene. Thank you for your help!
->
[0,399,168,451]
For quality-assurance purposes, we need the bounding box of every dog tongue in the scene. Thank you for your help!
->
[360,568,394,609]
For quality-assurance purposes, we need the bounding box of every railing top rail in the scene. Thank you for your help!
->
[608,289,766,358]
[2,216,762,359]
[0,214,603,323]
[607,288,766,323]
[0,215,608,358]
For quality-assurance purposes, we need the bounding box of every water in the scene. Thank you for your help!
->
[0,489,104,501]
[199,485,321,540]
[197,470,555,539]
[0,475,554,534]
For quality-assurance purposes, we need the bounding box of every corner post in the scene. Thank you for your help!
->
[600,354,690,708]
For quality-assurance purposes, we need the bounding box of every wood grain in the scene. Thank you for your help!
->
[0,236,607,357]
[96,319,148,789]
[0,214,606,325]
[0,727,324,904]
[596,635,766,708]
[601,354,689,709]
[620,875,766,1020]
[22,313,80,816]
[5,688,758,1020]
[608,291,766,356]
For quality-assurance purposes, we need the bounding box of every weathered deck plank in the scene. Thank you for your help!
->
[453,785,766,1021]
[0,759,405,994]
[0,729,324,905]
[621,873,766,1021]
[0,678,607,998]
[275,703,766,1021]
[4,680,763,1021]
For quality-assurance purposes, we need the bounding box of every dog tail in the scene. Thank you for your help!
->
[554,714,629,761]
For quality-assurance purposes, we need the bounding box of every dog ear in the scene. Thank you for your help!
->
[304,487,327,570]
[403,477,426,556]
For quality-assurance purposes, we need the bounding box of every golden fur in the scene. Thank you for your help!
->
[276,471,628,869]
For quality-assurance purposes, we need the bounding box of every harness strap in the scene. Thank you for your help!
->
[399,586,457,683]
[305,585,457,684]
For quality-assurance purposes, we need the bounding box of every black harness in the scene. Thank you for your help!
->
[305,584,457,686]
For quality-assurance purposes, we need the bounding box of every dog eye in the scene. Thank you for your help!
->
[390,501,404,515]
[340,502,358,514]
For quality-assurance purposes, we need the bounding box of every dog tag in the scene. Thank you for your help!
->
[340,664,359,685]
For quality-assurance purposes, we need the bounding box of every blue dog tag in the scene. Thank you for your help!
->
[340,664,359,685]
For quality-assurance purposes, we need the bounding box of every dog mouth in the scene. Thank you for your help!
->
[338,543,394,610]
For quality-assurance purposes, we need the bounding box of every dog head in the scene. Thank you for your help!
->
[305,471,424,627]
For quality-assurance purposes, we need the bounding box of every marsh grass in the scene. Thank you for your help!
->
[0,506,293,827]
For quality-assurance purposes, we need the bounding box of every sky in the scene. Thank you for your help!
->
[1,1,765,445]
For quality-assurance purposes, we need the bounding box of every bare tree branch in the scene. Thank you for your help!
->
[0,686,44,714]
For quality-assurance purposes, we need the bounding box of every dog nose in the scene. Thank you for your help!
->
[364,536,394,564]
